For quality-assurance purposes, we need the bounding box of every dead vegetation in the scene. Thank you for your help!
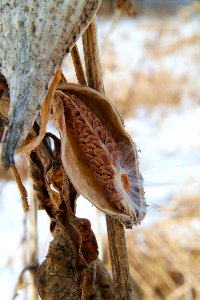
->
[105,71,184,117]
[1,16,137,299]
[103,194,200,299]
[0,2,200,299]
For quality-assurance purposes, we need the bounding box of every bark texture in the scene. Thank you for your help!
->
[0,0,101,168]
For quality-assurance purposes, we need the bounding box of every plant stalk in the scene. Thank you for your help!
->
[29,185,39,300]
[82,18,133,299]
[71,44,87,86]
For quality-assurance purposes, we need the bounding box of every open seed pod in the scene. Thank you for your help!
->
[53,83,146,227]
[0,0,101,169]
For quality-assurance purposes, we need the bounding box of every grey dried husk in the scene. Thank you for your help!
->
[0,0,101,169]
[53,83,146,226]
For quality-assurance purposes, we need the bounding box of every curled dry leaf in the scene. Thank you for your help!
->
[39,219,99,300]
[78,261,97,299]
[53,83,146,227]
[72,217,99,265]
[0,0,101,169]
[29,152,49,210]
[38,222,79,300]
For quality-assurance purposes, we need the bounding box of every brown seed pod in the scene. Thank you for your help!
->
[0,0,101,169]
[53,83,146,227]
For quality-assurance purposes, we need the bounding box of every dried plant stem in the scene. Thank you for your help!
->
[106,217,133,299]
[29,187,39,300]
[82,18,104,94]
[10,164,29,212]
[61,72,67,83]
[71,44,87,86]
[82,18,133,299]
[22,215,28,300]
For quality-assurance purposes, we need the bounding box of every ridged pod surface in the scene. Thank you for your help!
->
[53,83,146,227]
[0,0,101,169]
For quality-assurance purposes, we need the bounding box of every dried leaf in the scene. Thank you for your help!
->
[72,218,99,265]
[17,68,61,155]
[78,261,96,299]
[53,83,146,227]
[29,152,49,210]
[38,222,79,300]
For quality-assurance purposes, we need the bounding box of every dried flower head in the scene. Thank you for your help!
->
[53,83,146,227]
[0,0,101,169]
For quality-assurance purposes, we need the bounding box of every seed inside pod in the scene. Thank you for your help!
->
[121,173,130,192]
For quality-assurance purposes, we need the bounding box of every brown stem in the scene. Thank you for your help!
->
[82,18,133,299]
[82,19,104,94]
[71,44,87,86]
[61,72,67,83]
[10,164,29,212]
[106,216,133,299]
[29,188,39,300]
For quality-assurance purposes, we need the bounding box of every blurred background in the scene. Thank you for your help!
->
[1,0,200,299]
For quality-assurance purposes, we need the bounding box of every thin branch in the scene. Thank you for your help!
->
[12,264,39,300]
[71,44,87,86]
[82,18,133,299]
[10,164,29,212]
[106,216,133,299]
[82,19,104,94]
[61,72,67,83]
[28,187,39,300]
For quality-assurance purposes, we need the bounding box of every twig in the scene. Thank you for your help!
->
[82,19,104,94]
[106,217,133,299]
[12,264,38,300]
[28,186,39,300]
[10,164,29,212]
[61,72,67,83]
[71,44,87,85]
[22,214,28,300]
[82,18,133,299]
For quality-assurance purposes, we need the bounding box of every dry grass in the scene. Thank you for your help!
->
[148,35,200,58]
[103,194,200,299]
[105,70,184,117]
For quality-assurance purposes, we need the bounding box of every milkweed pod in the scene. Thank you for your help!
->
[0,0,101,169]
[53,83,146,227]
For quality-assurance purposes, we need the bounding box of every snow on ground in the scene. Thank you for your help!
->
[1,13,200,299]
